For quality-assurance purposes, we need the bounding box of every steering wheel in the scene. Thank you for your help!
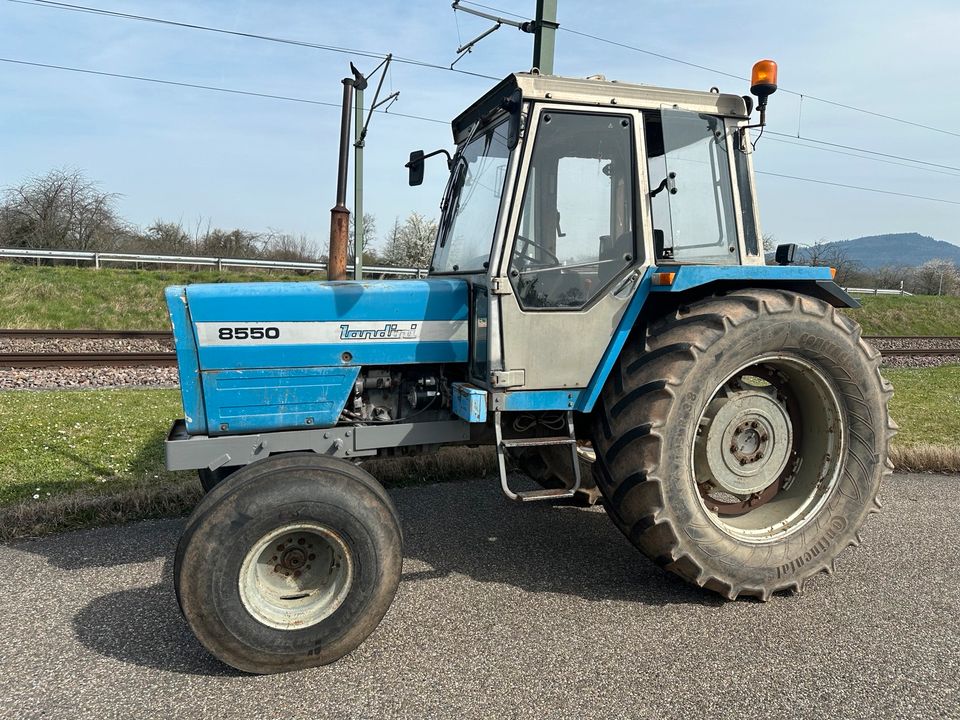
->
[514,234,561,270]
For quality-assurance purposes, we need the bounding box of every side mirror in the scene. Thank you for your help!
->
[407,150,425,186]
[775,243,797,266]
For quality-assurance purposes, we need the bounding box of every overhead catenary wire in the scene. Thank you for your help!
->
[765,136,960,179]
[7,0,501,82]
[15,0,960,150]
[4,56,957,207]
[755,171,960,206]
[0,57,449,124]
[458,0,960,139]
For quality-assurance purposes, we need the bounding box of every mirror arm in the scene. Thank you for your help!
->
[406,148,455,171]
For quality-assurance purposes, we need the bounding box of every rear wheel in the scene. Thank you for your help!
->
[175,453,402,673]
[593,289,894,600]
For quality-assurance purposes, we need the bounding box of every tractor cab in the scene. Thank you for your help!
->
[411,72,764,394]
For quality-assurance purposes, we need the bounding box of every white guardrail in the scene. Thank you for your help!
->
[843,286,913,297]
[0,247,425,277]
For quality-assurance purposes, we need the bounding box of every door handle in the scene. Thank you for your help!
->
[612,268,642,299]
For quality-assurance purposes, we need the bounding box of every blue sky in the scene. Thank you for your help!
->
[1,0,958,254]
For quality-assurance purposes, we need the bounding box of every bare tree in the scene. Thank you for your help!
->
[803,238,859,285]
[349,213,377,263]
[136,220,194,255]
[0,168,122,250]
[381,212,436,268]
[198,228,261,258]
[911,259,959,296]
[260,230,318,263]
[762,233,776,254]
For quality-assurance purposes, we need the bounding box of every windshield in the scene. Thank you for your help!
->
[432,118,510,273]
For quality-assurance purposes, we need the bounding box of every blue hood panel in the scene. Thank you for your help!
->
[166,278,469,435]
[181,278,470,371]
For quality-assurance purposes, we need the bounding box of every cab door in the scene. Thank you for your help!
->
[491,106,650,391]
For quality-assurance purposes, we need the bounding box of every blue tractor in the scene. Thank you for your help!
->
[165,63,893,673]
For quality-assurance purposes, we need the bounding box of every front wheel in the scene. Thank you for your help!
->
[593,289,895,600]
[175,453,403,673]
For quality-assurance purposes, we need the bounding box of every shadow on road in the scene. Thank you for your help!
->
[14,478,718,676]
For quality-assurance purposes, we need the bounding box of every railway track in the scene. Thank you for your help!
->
[0,352,177,367]
[0,329,170,340]
[0,330,956,367]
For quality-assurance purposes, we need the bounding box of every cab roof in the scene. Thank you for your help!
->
[451,72,751,143]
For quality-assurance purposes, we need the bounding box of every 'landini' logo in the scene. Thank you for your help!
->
[338,323,419,340]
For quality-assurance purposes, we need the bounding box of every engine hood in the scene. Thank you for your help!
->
[169,277,470,371]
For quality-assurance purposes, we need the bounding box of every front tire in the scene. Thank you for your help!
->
[593,289,894,600]
[175,453,403,673]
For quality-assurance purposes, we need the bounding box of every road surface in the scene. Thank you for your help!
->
[1,474,957,719]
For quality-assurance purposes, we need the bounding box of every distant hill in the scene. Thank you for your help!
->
[796,233,960,269]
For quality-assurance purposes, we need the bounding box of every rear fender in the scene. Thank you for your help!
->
[575,265,858,414]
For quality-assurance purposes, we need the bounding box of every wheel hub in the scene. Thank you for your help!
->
[697,386,793,496]
[239,523,353,630]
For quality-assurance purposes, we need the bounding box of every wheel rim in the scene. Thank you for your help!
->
[238,523,353,630]
[691,354,845,543]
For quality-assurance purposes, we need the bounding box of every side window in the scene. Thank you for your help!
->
[510,111,637,309]
[646,109,739,264]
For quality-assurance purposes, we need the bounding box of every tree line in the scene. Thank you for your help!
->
[777,237,960,297]
[3,169,957,294]
[0,168,437,269]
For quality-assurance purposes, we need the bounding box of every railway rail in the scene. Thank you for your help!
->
[0,330,956,367]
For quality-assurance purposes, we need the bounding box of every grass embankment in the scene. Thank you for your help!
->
[0,264,318,330]
[843,295,960,336]
[0,365,956,540]
[884,365,960,473]
[0,388,495,540]
[1,264,959,334]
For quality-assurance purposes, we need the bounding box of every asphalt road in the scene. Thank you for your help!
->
[1,473,957,720]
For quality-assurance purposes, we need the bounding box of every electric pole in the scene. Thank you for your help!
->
[531,0,558,74]
[350,56,397,280]
[451,1,559,74]
[329,58,397,281]
[352,67,368,281]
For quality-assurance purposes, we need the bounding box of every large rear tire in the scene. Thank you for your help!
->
[592,289,895,600]
[175,453,402,673]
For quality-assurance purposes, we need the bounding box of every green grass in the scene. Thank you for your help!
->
[0,388,183,506]
[0,387,496,539]
[843,295,960,336]
[0,367,956,505]
[884,365,960,447]
[0,264,320,330]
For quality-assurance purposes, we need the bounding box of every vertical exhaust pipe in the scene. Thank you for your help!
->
[329,77,355,281]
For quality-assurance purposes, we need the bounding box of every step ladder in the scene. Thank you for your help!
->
[494,410,581,502]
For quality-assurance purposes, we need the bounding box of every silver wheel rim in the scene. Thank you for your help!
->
[239,523,353,630]
[691,354,846,543]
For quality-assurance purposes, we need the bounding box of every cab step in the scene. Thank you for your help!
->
[494,410,581,502]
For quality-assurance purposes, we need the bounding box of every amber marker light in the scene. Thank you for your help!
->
[652,272,676,286]
[749,59,779,127]
[751,59,778,97]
